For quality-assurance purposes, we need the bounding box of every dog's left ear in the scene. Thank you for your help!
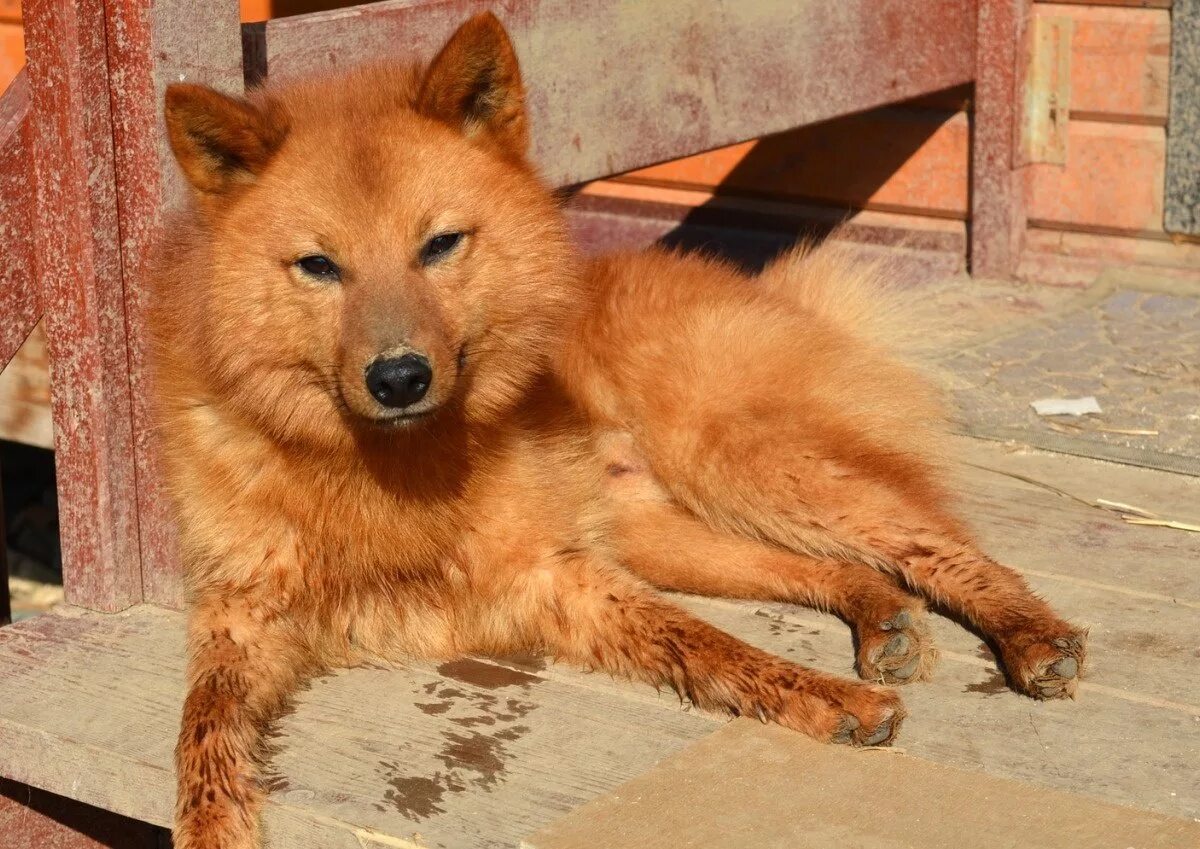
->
[417,13,528,160]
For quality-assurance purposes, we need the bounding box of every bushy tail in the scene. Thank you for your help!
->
[755,240,939,364]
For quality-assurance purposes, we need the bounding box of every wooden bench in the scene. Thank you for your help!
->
[0,1,1036,844]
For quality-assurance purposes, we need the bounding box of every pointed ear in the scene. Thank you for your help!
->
[417,13,528,159]
[164,84,289,196]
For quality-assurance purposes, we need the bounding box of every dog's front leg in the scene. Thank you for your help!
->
[527,552,906,746]
[174,594,316,849]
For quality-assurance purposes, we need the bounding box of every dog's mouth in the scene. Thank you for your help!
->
[363,406,438,429]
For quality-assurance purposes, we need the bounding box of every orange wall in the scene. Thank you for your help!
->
[612,0,1176,248]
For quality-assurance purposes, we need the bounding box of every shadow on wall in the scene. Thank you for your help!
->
[568,84,969,273]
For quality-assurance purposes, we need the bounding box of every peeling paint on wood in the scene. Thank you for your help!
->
[257,0,975,188]
[1017,13,1072,166]
[971,0,1028,278]
[23,0,142,613]
[102,0,245,609]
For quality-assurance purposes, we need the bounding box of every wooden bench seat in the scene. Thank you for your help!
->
[2,440,1197,847]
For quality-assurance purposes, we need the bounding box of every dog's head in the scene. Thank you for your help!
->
[159,14,578,447]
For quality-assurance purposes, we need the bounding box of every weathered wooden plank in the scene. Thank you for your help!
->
[1165,0,1200,235]
[525,719,1200,849]
[23,0,142,612]
[0,606,716,847]
[0,68,36,371]
[1024,226,1200,270]
[1037,4,1171,125]
[259,0,975,187]
[576,181,968,254]
[1016,12,1072,166]
[949,438,1200,600]
[677,593,1200,821]
[102,0,245,609]
[1027,122,1165,236]
[971,0,1028,278]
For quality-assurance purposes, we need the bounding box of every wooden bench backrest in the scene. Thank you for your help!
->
[0,0,1024,615]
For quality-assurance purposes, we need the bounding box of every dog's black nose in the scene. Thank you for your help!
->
[365,354,433,409]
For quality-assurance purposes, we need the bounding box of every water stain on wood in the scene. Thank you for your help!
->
[376,768,466,820]
[964,668,1009,696]
[416,700,453,716]
[436,658,541,689]
[436,731,506,787]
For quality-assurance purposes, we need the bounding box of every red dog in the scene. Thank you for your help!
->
[152,14,1085,848]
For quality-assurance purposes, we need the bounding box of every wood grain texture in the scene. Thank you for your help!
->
[23,0,142,613]
[0,441,1197,845]
[0,67,36,370]
[102,0,245,609]
[606,118,1175,241]
[258,0,975,186]
[0,606,715,847]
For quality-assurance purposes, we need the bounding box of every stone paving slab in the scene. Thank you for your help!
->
[934,280,1200,476]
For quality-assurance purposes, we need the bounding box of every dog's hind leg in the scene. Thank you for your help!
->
[611,496,938,684]
[646,427,1086,700]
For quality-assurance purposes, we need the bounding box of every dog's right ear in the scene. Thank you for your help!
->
[164,84,288,197]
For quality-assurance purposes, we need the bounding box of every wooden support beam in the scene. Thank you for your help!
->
[22,0,142,612]
[970,0,1029,278]
[100,0,244,609]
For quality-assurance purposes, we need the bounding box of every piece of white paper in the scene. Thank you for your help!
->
[1030,396,1102,416]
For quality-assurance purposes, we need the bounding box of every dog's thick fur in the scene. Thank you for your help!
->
[153,15,1086,848]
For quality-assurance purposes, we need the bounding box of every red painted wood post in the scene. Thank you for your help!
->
[101,0,245,609]
[23,0,143,612]
[970,0,1028,278]
[0,777,165,849]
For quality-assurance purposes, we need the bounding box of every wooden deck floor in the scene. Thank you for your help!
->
[0,437,1197,848]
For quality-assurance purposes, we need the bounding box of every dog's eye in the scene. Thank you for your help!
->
[295,254,340,281]
[420,232,464,266]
